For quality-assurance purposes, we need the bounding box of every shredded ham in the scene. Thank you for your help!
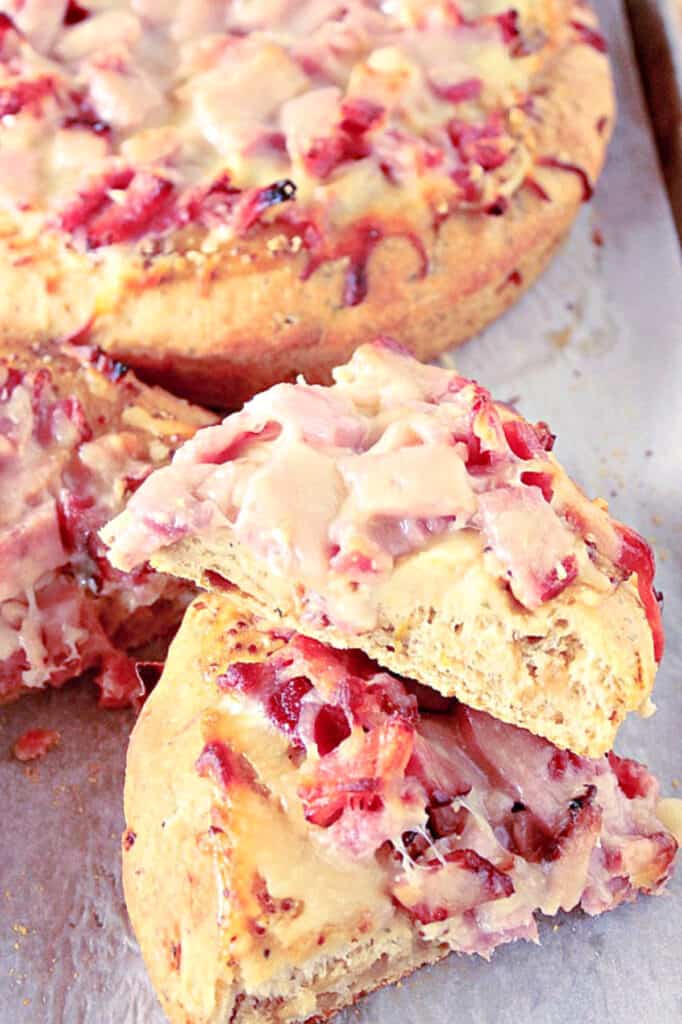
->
[103,342,663,655]
[203,634,677,954]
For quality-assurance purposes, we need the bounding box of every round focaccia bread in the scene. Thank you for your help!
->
[0,1,613,407]
[0,339,216,706]
[122,593,678,1024]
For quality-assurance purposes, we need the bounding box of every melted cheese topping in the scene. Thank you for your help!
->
[0,0,582,248]
[104,342,640,637]
[188,599,677,970]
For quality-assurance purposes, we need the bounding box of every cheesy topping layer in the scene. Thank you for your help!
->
[0,1,604,253]
[103,342,662,658]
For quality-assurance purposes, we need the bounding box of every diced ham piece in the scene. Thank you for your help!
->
[338,444,476,521]
[83,172,173,248]
[12,728,61,762]
[55,11,141,61]
[478,485,578,609]
[281,87,343,164]
[191,42,309,153]
[81,63,164,131]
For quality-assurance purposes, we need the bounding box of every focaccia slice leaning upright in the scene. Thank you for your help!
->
[104,342,662,755]
[122,593,679,1024]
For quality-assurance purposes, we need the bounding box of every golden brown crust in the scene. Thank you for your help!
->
[0,3,614,408]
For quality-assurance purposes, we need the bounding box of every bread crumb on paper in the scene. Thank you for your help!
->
[12,729,60,763]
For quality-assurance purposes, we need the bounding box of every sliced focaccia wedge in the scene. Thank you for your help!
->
[0,340,216,706]
[122,593,679,1024]
[104,342,661,755]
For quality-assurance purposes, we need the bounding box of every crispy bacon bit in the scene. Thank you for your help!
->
[536,156,594,201]
[496,9,521,46]
[57,491,96,552]
[122,828,136,851]
[12,728,61,762]
[485,196,508,216]
[570,20,608,53]
[405,849,515,925]
[62,93,110,137]
[614,523,664,661]
[0,13,17,37]
[545,786,600,862]
[339,98,384,136]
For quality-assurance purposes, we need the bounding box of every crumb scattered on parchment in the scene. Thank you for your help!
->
[548,326,572,349]
[12,729,60,763]
[12,923,28,937]
[672,779,680,791]
[591,227,604,247]
[651,513,663,527]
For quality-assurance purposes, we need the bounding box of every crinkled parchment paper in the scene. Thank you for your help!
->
[1,3,680,1022]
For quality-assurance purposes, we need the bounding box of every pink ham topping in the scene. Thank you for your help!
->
[205,635,677,954]
[104,343,663,657]
[0,0,601,265]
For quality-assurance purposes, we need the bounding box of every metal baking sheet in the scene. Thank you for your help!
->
[625,0,682,237]
[1,2,680,1022]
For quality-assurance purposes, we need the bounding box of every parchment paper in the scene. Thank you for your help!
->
[1,3,680,1022]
